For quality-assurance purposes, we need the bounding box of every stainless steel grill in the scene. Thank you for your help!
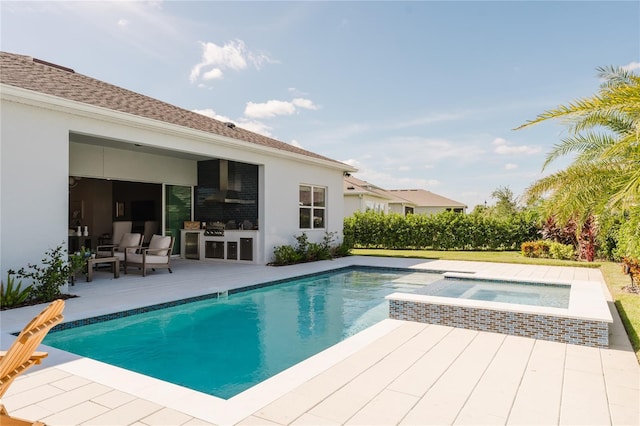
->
[204,222,225,236]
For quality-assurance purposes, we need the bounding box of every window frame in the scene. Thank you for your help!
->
[299,184,327,230]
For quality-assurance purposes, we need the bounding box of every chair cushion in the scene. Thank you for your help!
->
[126,253,143,263]
[119,233,141,254]
[147,254,170,264]
[148,235,171,256]
[127,253,168,265]
[113,252,125,262]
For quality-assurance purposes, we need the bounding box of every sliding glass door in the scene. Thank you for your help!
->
[165,185,192,255]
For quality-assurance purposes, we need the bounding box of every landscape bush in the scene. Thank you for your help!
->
[344,210,539,251]
[11,244,72,302]
[521,240,575,260]
[615,206,640,259]
[0,272,32,309]
[271,232,347,265]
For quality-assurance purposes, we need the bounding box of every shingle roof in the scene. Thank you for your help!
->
[388,189,467,208]
[344,175,416,202]
[0,51,346,166]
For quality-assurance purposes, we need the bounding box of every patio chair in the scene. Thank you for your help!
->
[110,221,132,245]
[143,221,159,245]
[96,232,143,263]
[0,299,65,426]
[124,235,174,277]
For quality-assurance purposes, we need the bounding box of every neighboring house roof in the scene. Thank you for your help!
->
[344,175,408,202]
[343,176,466,209]
[0,51,351,168]
[388,189,467,209]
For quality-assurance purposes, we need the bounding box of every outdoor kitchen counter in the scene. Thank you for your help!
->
[180,229,258,262]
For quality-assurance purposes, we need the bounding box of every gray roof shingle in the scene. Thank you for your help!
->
[0,51,346,166]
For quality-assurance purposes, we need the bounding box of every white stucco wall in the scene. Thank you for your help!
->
[1,99,70,277]
[261,156,345,262]
[344,195,364,218]
[388,204,405,215]
[343,194,389,218]
[1,85,351,275]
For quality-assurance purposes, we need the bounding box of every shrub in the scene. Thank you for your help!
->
[0,272,32,309]
[521,240,550,258]
[273,245,302,265]
[549,241,576,260]
[622,256,640,291]
[521,241,538,257]
[271,232,345,265]
[521,240,575,260]
[14,244,71,302]
[616,206,640,259]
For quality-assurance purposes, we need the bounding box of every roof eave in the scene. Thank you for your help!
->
[2,83,357,173]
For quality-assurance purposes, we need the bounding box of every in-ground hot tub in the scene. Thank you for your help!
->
[387,272,613,348]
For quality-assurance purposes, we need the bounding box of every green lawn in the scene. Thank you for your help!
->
[352,248,640,361]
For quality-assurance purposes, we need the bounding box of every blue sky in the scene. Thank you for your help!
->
[2,1,638,209]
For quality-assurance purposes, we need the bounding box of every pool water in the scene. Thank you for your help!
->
[43,268,442,399]
[416,277,570,308]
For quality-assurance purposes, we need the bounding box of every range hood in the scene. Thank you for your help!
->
[204,159,255,204]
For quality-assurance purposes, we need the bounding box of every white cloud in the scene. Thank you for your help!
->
[236,119,273,137]
[117,18,129,28]
[622,61,640,72]
[191,108,233,123]
[202,68,223,80]
[492,137,540,155]
[244,97,319,118]
[192,109,274,137]
[245,100,296,118]
[290,139,304,149]
[190,40,275,83]
[292,98,319,110]
[344,159,441,189]
[505,163,518,170]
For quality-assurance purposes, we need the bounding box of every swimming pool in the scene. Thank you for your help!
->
[43,267,442,399]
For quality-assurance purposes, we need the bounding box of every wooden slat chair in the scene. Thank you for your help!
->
[124,235,175,277]
[0,299,65,426]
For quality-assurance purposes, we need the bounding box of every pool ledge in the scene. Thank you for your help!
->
[386,273,613,348]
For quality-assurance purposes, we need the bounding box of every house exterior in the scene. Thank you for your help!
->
[388,189,467,215]
[0,52,356,276]
[343,176,467,217]
[343,175,395,216]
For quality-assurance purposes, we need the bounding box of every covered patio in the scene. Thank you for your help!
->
[1,257,638,425]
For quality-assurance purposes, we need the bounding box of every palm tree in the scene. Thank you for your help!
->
[516,66,640,224]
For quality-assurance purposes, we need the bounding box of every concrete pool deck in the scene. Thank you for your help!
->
[0,256,638,425]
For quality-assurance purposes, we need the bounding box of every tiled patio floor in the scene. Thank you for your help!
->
[1,256,638,425]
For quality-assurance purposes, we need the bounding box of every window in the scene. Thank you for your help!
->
[299,185,326,229]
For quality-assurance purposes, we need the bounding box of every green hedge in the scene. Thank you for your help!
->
[344,210,540,251]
